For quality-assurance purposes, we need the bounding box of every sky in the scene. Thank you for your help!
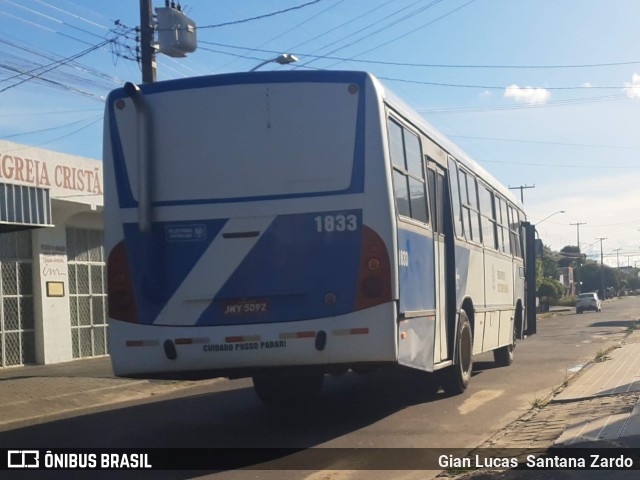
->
[1,0,639,267]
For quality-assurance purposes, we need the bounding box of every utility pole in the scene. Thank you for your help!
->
[139,0,156,83]
[570,221,586,296]
[570,221,586,249]
[614,248,622,268]
[597,237,607,299]
[508,184,535,203]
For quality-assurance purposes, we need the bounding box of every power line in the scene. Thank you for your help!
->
[31,0,108,30]
[0,40,111,94]
[0,108,101,117]
[196,0,324,29]
[284,0,398,53]
[198,40,640,74]
[2,115,102,139]
[324,0,478,68]
[198,46,268,63]
[212,0,347,72]
[418,94,627,114]
[479,158,637,169]
[39,116,102,147]
[380,75,624,91]
[447,134,640,150]
[293,0,434,69]
[2,0,105,40]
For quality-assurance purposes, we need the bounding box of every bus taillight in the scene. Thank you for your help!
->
[107,241,138,323]
[355,226,391,310]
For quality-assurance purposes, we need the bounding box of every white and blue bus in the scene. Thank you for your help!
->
[104,71,537,405]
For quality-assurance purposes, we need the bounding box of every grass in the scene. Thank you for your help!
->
[594,350,610,363]
[529,396,547,409]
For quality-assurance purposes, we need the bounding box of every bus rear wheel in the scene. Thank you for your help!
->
[495,306,520,367]
[442,311,473,395]
[252,372,324,407]
[493,343,514,366]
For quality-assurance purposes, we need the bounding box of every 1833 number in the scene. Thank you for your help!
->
[314,214,357,233]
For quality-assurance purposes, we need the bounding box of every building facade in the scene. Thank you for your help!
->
[0,140,104,368]
[559,266,575,297]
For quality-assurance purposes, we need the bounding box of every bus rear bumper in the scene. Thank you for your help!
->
[108,302,397,379]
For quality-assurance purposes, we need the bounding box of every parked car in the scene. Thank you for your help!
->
[576,292,602,314]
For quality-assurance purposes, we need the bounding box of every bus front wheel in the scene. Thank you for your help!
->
[252,373,324,407]
[442,311,473,395]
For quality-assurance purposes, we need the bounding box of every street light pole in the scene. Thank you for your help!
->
[250,54,299,71]
[537,210,566,225]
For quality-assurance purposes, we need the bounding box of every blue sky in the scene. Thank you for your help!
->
[1,0,640,265]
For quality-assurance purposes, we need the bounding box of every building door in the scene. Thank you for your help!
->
[0,230,35,367]
[67,228,108,358]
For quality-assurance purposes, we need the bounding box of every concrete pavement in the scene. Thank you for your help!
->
[450,327,640,479]
[477,331,640,450]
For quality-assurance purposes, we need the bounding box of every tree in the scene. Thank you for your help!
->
[578,262,622,297]
[558,245,584,268]
[538,277,564,300]
[540,245,559,278]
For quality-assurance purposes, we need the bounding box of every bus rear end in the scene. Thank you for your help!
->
[104,71,397,392]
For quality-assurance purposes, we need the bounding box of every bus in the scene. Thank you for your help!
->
[104,70,537,405]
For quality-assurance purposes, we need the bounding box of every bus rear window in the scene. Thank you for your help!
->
[114,82,360,202]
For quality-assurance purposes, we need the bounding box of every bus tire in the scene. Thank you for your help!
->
[494,320,516,367]
[441,311,473,395]
[252,373,324,407]
[493,343,514,366]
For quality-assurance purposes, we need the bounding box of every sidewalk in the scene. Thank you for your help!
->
[450,330,640,479]
[0,356,221,432]
[481,332,640,449]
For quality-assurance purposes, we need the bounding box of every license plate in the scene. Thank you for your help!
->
[222,299,269,316]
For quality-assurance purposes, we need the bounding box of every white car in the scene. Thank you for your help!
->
[576,292,602,314]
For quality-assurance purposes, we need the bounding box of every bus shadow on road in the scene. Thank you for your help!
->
[588,319,639,328]
[0,367,455,474]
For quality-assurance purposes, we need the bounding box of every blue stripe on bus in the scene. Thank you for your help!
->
[106,71,370,210]
[122,219,227,325]
[196,210,363,326]
[397,228,436,313]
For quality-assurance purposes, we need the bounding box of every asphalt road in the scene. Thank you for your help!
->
[2,296,638,480]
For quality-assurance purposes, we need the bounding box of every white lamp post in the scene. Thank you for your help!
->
[250,54,299,72]
[537,210,565,225]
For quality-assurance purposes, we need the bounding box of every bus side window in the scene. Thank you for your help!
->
[389,120,411,217]
[405,132,428,224]
[478,183,497,250]
[509,206,522,258]
[447,158,464,238]
[460,169,481,244]
[496,197,511,255]
[427,167,438,233]
[436,171,445,234]
[388,117,428,224]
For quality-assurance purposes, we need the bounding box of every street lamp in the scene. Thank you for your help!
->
[250,53,299,72]
[536,210,566,225]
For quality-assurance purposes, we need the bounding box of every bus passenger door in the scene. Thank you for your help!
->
[427,163,449,363]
